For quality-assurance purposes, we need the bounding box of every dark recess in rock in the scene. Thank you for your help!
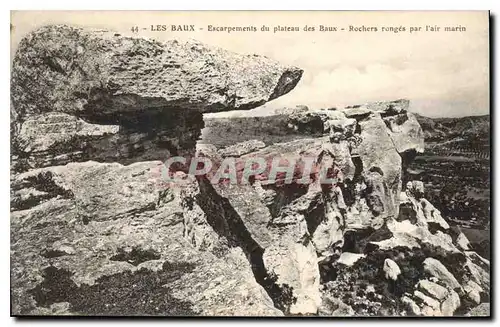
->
[40,249,69,259]
[11,171,74,211]
[400,149,418,188]
[263,183,309,218]
[194,177,296,313]
[110,247,161,266]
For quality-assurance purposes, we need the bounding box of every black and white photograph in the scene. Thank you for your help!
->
[9,9,491,318]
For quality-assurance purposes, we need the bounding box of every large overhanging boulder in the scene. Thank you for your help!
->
[12,25,303,119]
[11,25,303,172]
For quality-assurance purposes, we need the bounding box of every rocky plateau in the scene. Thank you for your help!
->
[10,25,490,317]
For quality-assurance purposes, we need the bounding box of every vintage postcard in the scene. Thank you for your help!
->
[10,10,490,317]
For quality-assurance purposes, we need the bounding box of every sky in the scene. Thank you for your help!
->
[11,11,490,118]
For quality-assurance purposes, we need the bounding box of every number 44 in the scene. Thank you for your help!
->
[131,26,139,33]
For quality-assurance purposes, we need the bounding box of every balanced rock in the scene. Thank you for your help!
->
[12,25,302,118]
[11,25,303,172]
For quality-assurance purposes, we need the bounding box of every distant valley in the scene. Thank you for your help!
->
[410,114,490,258]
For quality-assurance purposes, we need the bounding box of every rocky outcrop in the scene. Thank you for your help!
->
[423,258,462,291]
[195,100,427,314]
[326,181,490,317]
[417,280,449,301]
[11,162,282,316]
[12,25,302,118]
[467,303,490,316]
[11,24,489,317]
[10,25,301,316]
[381,103,424,154]
[12,109,204,172]
[11,25,302,172]
[199,99,489,317]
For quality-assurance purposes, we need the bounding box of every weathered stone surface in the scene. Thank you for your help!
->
[406,181,425,199]
[11,162,281,316]
[219,140,266,158]
[193,137,350,314]
[355,113,402,221]
[440,290,460,316]
[401,295,421,316]
[11,38,491,320]
[414,290,441,311]
[367,99,410,115]
[311,194,345,263]
[423,258,462,291]
[467,303,490,316]
[342,99,409,117]
[420,305,440,316]
[204,100,491,317]
[463,251,490,291]
[323,141,357,182]
[10,25,307,317]
[186,174,323,314]
[12,25,303,118]
[195,129,367,314]
[337,252,366,267]
[383,112,424,154]
[12,161,164,221]
[200,114,311,149]
[464,281,482,305]
[369,219,459,254]
[200,99,429,243]
[263,241,321,315]
[221,181,322,314]
[455,232,471,251]
[327,117,357,143]
[399,182,450,229]
[12,109,203,172]
[274,104,309,115]
[286,109,346,134]
[319,296,355,316]
[331,303,355,316]
[369,233,421,251]
[341,107,371,119]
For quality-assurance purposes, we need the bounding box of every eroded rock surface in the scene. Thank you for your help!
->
[12,25,302,118]
[199,99,489,316]
[11,162,281,316]
[11,24,300,316]
[11,24,302,172]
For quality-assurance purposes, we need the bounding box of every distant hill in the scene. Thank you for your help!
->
[414,114,490,142]
[409,113,490,232]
